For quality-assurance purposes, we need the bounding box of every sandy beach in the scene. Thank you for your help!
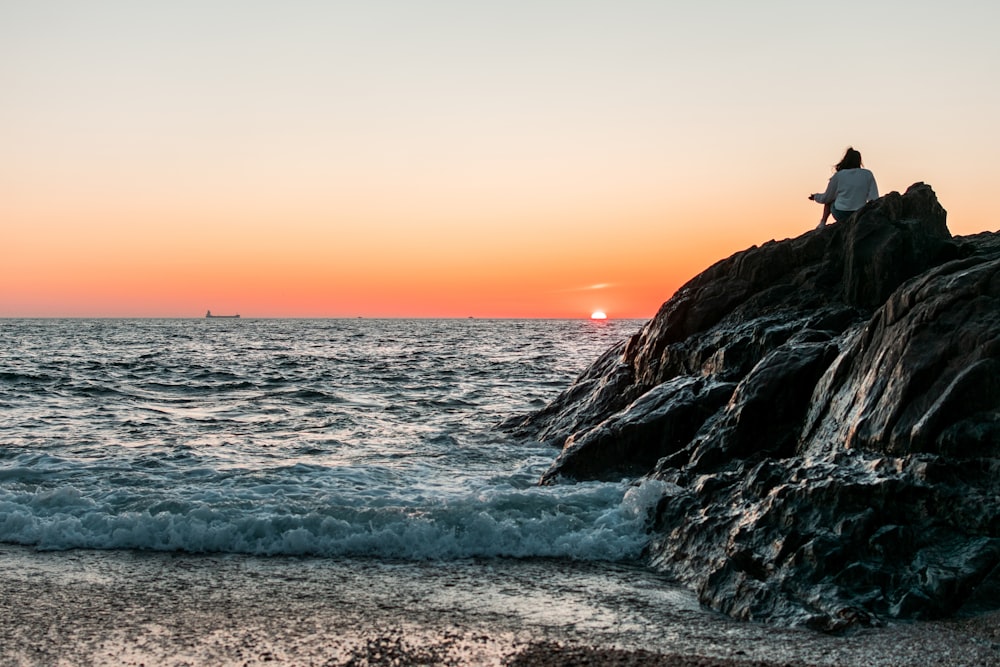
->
[0,546,996,666]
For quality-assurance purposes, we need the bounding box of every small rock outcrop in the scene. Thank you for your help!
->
[507,184,1000,631]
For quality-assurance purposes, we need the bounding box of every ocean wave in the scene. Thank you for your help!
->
[0,319,651,563]
[0,479,668,561]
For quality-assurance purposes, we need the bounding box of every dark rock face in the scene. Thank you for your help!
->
[507,184,1000,631]
[801,250,1000,458]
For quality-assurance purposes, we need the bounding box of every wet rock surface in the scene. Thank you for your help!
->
[509,184,1000,631]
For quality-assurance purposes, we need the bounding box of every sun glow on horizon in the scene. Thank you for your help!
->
[3,4,997,319]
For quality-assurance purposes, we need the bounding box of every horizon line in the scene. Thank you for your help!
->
[0,315,651,321]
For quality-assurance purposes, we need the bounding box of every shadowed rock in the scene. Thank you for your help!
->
[801,250,1000,458]
[506,183,1000,631]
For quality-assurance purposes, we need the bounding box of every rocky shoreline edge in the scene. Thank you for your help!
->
[507,183,1000,632]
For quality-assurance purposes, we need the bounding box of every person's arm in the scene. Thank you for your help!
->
[810,173,838,203]
[867,172,879,201]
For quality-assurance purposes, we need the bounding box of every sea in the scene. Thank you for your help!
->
[4,318,993,665]
[0,317,660,560]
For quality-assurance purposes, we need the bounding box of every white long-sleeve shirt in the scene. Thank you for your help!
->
[812,168,879,212]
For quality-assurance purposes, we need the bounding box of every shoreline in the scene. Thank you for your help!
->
[0,545,996,666]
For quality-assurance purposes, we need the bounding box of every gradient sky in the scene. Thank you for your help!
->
[4,1,998,318]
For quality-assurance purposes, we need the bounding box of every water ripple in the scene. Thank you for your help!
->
[0,318,647,558]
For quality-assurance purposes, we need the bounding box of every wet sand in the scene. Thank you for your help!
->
[0,545,996,666]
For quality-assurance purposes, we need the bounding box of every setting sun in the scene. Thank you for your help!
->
[590,311,608,320]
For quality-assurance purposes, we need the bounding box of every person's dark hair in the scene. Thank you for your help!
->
[835,147,863,171]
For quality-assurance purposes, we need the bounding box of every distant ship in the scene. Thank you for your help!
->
[205,310,240,319]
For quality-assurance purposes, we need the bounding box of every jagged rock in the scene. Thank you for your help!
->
[507,183,1000,631]
[840,183,952,308]
[538,376,735,484]
[501,340,638,447]
[800,251,1000,458]
[684,335,840,471]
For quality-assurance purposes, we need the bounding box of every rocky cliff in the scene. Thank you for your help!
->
[507,183,1000,631]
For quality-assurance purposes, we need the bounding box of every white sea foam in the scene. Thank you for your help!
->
[0,478,669,560]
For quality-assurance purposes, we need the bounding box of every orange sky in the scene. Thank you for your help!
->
[3,2,998,319]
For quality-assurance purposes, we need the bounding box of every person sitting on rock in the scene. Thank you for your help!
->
[809,147,879,229]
